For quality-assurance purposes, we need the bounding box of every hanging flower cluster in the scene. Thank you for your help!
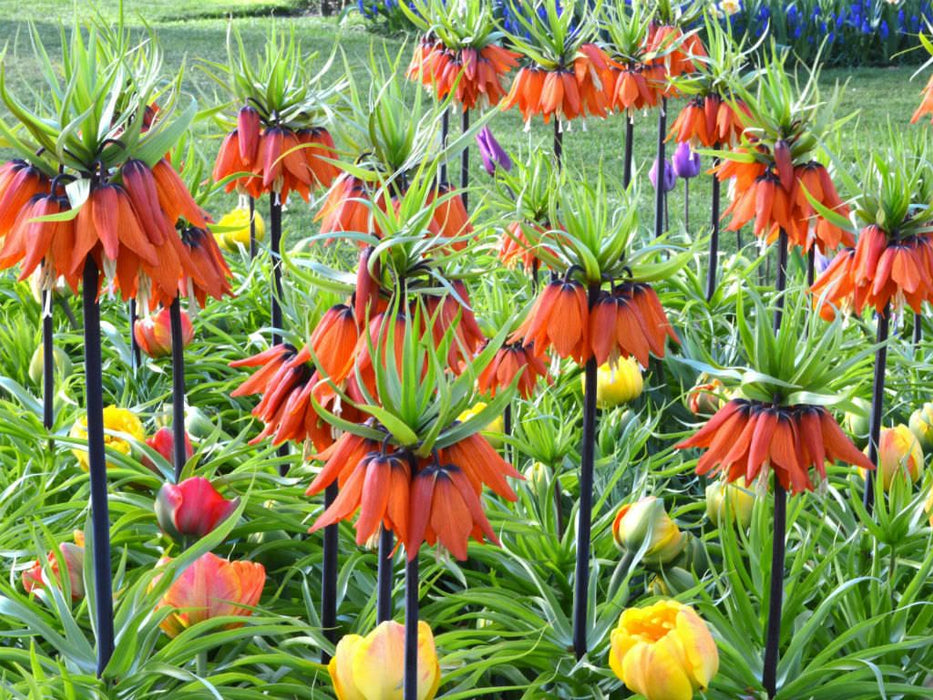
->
[600,1,662,114]
[210,27,341,202]
[677,292,873,494]
[404,0,519,111]
[712,47,852,253]
[811,145,933,318]
[510,172,683,370]
[500,0,611,125]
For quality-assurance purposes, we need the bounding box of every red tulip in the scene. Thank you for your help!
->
[134,307,194,358]
[144,426,194,471]
[155,476,238,540]
[156,552,265,637]
[22,532,85,601]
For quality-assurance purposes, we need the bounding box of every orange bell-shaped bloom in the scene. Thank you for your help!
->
[316,174,372,238]
[911,73,933,125]
[669,94,747,148]
[513,279,591,364]
[310,303,359,384]
[156,552,265,638]
[0,160,49,237]
[677,400,873,494]
[477,340,550,399]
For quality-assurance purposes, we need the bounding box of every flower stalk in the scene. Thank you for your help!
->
[404,554,420,700]
[461,109,470,209]
[249,195,257,260]
[864,305,891,514]
[42,291,54,431]
[572,282,601,659]
[654,97,667,238]
[321,482,339,661]
[623,116,634,188]
[82,258,115,676]
[762,479,786,698]
[129,299,141,371]
[169,296,187,481]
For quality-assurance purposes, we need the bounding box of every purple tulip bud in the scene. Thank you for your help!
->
[476,126,512,176]
[649,157,676,192]
[672,142,702,179]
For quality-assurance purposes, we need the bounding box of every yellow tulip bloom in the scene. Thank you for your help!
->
[609,600,719,700]
[70,406,145,469]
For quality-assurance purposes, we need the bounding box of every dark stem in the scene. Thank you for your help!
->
[706,161,721,302]
[441,108,449,184]
[503,403,512,462]
[554,118,563,169]
[773,230,788,333]
[321,482,339,662]
[654,98,667,238]
[807,247,815,288]
[129,298,140,371]
[249,195,257,260]
[403,554,420,700]
[169,296,187,481]
[460,109,470,210]
[623,116,634,189]
[573,283,601,659]
[42,291,54,431]
[531,259,540,294]
[56,296,78,330]
[270,192,283,347]
[762,479,786,698]
[914,312,922,347]
[683,178,690,232]
[864,305,890,514]
[376,527,394,623]
[82,258,115,677]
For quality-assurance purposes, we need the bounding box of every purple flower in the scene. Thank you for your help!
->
[649,157,676,192]
[672,143,701,179]
[476,126,512,176]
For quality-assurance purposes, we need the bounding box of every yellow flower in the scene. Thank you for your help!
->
[612,497,684,565]
[456,402,505,449]
[329,620,441,700]
[609,600,719,700]
[861,425,924,490]
[583,358,643,409]
[70,406,145,469]
[213,207,266,251]
[705,477,755,528]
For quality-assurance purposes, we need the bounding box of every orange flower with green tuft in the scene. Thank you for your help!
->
[711,45,852,254]
[155,553,265,638]
[676,291,874,494]
[510,169,683,368]
[600,0,662,115]
[500,0,610,125]
[208,27,342,202]
[404,0,518,111]
[811,137,933,319]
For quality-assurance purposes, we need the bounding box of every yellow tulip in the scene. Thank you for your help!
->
[861,425,924,490]
[213,207,266,251]
[70,406,145,470]
[456,402,504,449]
[705,477,755,528]
[582,358,643,409]
[612,497,684,565]
[609,599,719,700]
[329,620,441,700]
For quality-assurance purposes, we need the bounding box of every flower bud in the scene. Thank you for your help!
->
[144,427,194,472]
[28,343,73,385]
[686,377,725,416]
[612,497,684,565]
[22,532,85,601]
[863,425,924,490]
[844,397,871,447]
[909,402,933,454]
[134,307,194,359]
[583,358,643,409]
[609,600,719,700]
[155,477,238,541]
[671,142,701,179]
[705,477,755,528]
[329,620,441,700]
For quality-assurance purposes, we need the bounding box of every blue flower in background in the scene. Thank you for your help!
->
[880,20,889,40]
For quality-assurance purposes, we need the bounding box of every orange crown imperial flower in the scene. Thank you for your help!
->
[677,399,873,494]
[669,93,748,148]
[408,39,519,111]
